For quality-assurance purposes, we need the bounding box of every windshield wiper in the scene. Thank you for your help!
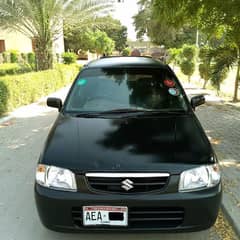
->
[100,108,187,116]
[74,112,104,118]
[140,109,187,116]
[72,109,187,118]
[100,108,147,114]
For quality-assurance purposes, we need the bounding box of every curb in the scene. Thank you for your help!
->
[0,115,14,125]
[221,194,240,239]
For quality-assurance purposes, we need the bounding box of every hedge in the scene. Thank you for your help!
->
[0,63,32,76]
[0,64,80,116]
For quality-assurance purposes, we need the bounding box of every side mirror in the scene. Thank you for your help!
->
[191,95,205,109]
[47,98,62,111]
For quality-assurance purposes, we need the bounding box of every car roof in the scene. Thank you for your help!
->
[84,56,167,69]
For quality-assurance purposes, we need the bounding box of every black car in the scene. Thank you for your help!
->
[35,57,222,233]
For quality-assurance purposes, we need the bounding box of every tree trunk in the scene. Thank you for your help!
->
[188,75,191,83]
[233,51,240,102]
[203,79,208,89]
[217,85,220,96]
[35,38,53,71]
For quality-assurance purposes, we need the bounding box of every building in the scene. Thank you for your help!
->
[0,28,64,54]
[0,29,33,53]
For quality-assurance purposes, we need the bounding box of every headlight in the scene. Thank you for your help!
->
[179,164,221,192]
[36,164,77,192]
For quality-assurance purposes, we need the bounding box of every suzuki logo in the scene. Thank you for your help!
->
[121,179,134,191]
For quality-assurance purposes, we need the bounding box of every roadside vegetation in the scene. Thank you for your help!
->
[0,64,80,116]
[0,63,32,76]
[64,15,128,56]
[134,0,240,102]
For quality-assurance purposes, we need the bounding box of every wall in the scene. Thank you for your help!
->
[0,28,33,53]
[0,28,65,55]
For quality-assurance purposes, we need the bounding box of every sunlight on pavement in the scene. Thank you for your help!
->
[5,86,71,119]
[11,103,52,118]
[183,83,224,104]
[221,160,240,168]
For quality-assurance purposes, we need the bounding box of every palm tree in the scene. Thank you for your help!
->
[0,0,113,70]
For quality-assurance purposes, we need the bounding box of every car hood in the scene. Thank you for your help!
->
[41,114,213,175]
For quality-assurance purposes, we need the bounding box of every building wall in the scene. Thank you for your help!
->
[0,29,33,53]
[0,28,65,54]
[52,19,65,55]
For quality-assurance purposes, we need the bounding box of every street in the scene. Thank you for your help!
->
[0,87,237,240]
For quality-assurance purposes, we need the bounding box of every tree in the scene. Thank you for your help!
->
[199,47,212,89]
[98,16,128,52]
[205,45,234,92]
[64,16,128,53]
[150,0,240,101]
[0,0,112,70]
[122,48,131,56]
[167,48,181,69]
[64,27,96,53]
[180,61,195,83]
[93,30,115,57]
[133,0,196,48]
[179,45,196,82]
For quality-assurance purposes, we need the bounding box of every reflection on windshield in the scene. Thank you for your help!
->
[65,68,187,113]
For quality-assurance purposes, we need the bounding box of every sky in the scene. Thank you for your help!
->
[113,0,139,41]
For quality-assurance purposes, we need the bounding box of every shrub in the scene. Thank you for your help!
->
[9,50,20,63]
[181,45,196,59]
[167,48,181,66]
[180,60,195,82]
[27,52,36,69]
[0,64,80,116]
[122,48,131,56]
[179,44,196,82]
[62,52,77,64]
[2,52,10,63]
[0,81,9,115]
[0,63,32,76]
[0,63,20,76]
[21,53,28,63]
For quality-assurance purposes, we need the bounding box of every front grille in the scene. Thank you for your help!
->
[72,208,82,227]
[72,207,184,229]
[86,173,169,193]
[129,207,184,228]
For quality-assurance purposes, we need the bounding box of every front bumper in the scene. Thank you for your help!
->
[35,183,222,233]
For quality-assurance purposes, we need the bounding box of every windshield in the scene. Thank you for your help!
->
[64,67,188,113]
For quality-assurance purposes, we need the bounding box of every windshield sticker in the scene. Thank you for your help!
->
[77,79,87,86]
[164,79,175,88]
[168,88,180,96]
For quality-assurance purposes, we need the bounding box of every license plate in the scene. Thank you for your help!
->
[83,206,128,227]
